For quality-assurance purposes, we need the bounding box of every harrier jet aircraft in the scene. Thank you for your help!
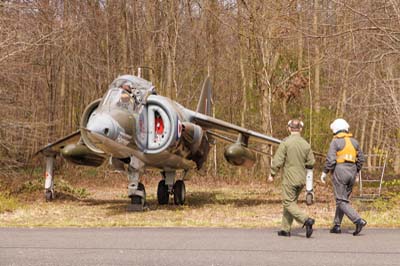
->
[37,74,286,209]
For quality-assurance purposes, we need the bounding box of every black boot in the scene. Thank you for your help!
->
[277,230,291,237]
[330,225,341,234]
[303,218,315,238]
[353,219,367,236]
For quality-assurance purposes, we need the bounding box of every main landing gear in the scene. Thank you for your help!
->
[157,171,186,205]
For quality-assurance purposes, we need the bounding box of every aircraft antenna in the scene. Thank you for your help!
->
[136,66,154,80]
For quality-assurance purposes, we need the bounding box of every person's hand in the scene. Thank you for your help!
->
[355,172,360,183]
[267,175,274,183]
[320,172,327,184]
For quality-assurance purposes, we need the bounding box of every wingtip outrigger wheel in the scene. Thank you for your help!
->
[44,189,55,202]
[45,189,55,202]
[44,155,56,202]
[305,169,314,205]
[306,191,314,205]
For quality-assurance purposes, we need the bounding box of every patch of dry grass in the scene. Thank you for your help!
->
[0,193,19,213]
[1,178,400,228]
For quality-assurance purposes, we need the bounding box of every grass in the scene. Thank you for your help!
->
[0,193,19,213]
[1,175,400,228]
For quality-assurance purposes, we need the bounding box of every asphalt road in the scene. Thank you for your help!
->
[0,227,399,266]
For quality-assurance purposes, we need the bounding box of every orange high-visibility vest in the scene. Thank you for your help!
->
[334,132,356,163]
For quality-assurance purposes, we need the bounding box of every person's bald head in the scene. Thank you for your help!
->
[287,119,304,132]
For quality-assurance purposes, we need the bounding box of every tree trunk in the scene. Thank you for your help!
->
[359,84,371,151]
[259,38,280,175]
[336,61,349,118]
[297,0,303,70]
[313,0,321,113]
[367,114,376,168]
[120,0,128,74]
[394,129,400,175]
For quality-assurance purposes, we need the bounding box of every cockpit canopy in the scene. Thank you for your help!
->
[100,75,156,112]
[100,88,133,112]
[110,75,154,92]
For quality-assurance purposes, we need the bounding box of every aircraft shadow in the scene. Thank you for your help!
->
[52,192,128,205]
[81,191,284,215]
[185,191,282,206]
[57,191,330,215]
[54,192,86,202]
[55,191,328,215]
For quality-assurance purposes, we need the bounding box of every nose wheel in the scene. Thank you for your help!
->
[130,182,146,206]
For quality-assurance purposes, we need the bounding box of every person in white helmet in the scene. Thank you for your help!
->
[320,118,366,236]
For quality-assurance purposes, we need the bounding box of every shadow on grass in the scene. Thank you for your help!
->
[74,191,285,216]
[48,192,127,206]
[52,190,329,216]
[186,191,282,206]
[54,192,86,202]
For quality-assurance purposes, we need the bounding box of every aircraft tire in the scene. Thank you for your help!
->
[173,180,185,205]
[157,180,169,205]
[131,182,146,206]
[45,190,53,202]
[306,193,313,206]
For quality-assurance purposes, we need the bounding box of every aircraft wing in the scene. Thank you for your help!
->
[35,130,81,156]
[192,113,326,158]
[191,112,281,146]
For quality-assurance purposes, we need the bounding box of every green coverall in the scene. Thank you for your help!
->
[270,132,315,232]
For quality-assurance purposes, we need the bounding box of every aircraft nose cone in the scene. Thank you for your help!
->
[87,113,118,140]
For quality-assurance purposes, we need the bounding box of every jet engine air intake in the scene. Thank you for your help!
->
[80,98,104,154]
[141,95,179,154]
[147,105,172,151]
[224,143,256,168]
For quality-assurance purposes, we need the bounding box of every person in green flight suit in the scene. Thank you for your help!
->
[268,119,316,238]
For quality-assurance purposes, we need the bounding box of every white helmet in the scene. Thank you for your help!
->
[330,118,349,134]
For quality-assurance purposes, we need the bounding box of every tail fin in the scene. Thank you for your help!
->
[196,76,212,116]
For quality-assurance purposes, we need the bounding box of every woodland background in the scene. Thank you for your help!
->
[1,0,400,182]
